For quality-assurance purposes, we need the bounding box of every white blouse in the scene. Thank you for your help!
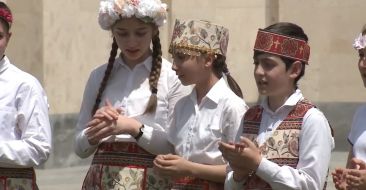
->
[348,104,366,161]
[168,78,248,165]
[0,56,52,168]
[226,89,334,190]
[74,56,190,158]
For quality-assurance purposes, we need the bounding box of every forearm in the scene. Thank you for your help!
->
[189,162,227,183]
[0,139,51,168]
[74,128,98,158]
[137,125,174,155]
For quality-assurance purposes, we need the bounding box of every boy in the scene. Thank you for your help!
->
[219,22,334,190]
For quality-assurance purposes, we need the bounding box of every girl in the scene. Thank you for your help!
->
[153,19,248,189]
[74,0,189,189]
[332,24,366,190]
[0,2,51,189]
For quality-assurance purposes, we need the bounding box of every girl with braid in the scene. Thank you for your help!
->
[332,24,366,190]
[152,19,248,189]
[74,0,189,189]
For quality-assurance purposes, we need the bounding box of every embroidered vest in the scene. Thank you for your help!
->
[242,99,317,190]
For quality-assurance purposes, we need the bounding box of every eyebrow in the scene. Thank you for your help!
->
[114,27,149,31]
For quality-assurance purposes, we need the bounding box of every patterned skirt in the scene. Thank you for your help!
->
[82,142,172,190]
[0,167,38,190]
[171,176,224,190]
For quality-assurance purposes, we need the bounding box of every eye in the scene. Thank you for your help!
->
[136,32,147,37]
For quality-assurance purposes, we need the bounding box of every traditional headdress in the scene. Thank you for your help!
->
[254,29,310,63]
[98,0,167,30]
[169,19,229,56]
[0,5,12,28]
[353,33,366,50]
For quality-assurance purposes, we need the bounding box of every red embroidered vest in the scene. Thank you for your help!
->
[241,99,318,190]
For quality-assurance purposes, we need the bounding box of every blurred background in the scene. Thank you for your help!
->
[3,0,365,189]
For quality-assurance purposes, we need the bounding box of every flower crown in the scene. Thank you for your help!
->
[98,0,167,30]
[0,7,12,28]
[353,33,366,50]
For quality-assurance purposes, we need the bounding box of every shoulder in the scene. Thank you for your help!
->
[7,64,45,94]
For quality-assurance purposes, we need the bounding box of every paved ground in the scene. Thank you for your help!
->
[35,151,348,190]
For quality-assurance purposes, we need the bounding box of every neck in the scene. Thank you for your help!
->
[267,88,296,112]
[195,74,220,104]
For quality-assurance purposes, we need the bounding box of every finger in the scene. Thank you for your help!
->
[105,99,113,107]
[218,141,236,151]
[87,118,102,127]
[239,136,255,148]
[86,120,109,136]
[88,126,114,142]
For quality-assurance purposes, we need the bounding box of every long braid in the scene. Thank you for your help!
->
[91,38,118,115]
[144,30,162,114]
[213,54,243,98]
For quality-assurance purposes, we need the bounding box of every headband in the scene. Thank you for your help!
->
[98,0,167,30]
[353,33,366,50]
[254,29,310,63]
[0,7,12,27]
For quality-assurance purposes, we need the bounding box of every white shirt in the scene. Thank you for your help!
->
[0,56,52,168]
[226,89,334,190]
[348,104,366,161]
[74,56,190,158]
[168,78,248,165]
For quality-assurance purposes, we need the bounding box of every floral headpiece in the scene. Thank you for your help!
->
[169,19,229,56]
[0,7,12,28]
[98,0,167,30]
[254,29,310,64]
[353,33,366,50]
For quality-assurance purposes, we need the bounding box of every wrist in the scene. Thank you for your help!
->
[134,124,144,141]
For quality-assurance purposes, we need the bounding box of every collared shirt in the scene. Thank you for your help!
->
[168,78,248,165]
[74,56,190,158]
[226,89,334,190]
[0,56,52,168]
[348,104,366,161]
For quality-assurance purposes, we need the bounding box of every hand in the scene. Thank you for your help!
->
[331,168,348,190]
[346,169,366,190]
[153,154,192,179]
[351,158,366,170]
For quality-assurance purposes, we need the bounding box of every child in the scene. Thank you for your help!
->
[332,24,366,190]
[0,2,52,189]
[153,19,248,189]
[74,0,189,189]
[219,22,334,190]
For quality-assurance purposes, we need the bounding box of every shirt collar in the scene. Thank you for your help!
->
[261,89,303,113]
[117,55,153,72]
[0,55,9,73]
[189,77,228,105]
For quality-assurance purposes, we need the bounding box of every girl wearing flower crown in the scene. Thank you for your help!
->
[152,19,248,189]
[74,0,189,189]
[332,24,366,190]
[0,2,52,190]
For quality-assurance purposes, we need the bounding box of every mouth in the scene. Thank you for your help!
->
[257,80,268,87]
[126,49,139,54]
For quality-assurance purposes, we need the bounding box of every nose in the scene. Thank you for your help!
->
[254,63,264,75]
[359,57,366,68]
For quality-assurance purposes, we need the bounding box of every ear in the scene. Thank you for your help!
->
[288,61,302,79]
[203,54,214,68]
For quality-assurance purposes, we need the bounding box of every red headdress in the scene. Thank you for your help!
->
[254,29,310,63]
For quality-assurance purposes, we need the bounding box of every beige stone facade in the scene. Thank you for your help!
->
[3,0,365,167]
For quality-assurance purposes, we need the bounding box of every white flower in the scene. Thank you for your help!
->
[98,0,167,30]
[353,33,366,50]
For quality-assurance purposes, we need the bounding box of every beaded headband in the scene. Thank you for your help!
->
[254,29,310,63]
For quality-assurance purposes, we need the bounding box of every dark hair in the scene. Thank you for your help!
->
[0,2,11,32]
[254,22,308,87]
[212,54,243,98]
[362,24,366,36]
[91,31,162,115]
